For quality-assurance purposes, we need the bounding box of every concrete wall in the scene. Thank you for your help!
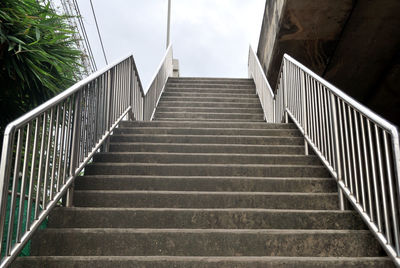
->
[257,0,400,126]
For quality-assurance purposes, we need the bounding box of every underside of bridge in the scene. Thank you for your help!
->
[257,0,400,126]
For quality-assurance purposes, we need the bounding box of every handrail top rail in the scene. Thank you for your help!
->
[2,53,146,136]
[282,53,399,134]
[145,44,173,93]
[248,46,275,98]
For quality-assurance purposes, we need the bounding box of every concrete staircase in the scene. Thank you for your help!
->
[14,77,393,267]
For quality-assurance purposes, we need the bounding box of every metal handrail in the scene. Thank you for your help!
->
[249,45,400,266]
[144,44,174,121]
[0,46,173,267]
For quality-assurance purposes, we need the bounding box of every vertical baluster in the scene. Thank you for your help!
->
[375,125,391,244]
[57,102,67,192]
[317,83,326,157]
[50,106,60,201]
[16,123,32,241]
[348,106,360,203]
[26,118,40,231]
[368,120,382,231]
[311,80,318,150]
[383,131,400,253]
[354,111,366,211]
[62,100,73,186]
[360,115,373,219]
[0,125,16,256]
[342,102,353,194]
[6,129,23,255]
[43,108,54,209]
[323,87,332,165]
[327,90,335,169]
[330,94,345,209]
[35,113,47,219]
[337,100,348,188]
[301,71,308,154]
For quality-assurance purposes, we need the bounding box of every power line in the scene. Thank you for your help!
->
[59,0,97,73]
[69,0,98,71]
[89,0,108,65]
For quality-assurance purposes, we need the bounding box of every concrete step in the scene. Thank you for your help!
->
[157,101,261,108]
[168,77,255,84]
[12,256,395,268]
[155,107,263,114]
[75,176,337,193]
[109,134,304,145]
[166,83,255,89]
[93,153,321,165]
[84,163,330,177]
[48,208,365,230]
[118,121,296,129]
[73,190,337,209]
[154,112,264,120]
[114,127,300,136]
[162,92,257,98]
[166,88,256,94]
[159,96,259,103]
[109,143,305,154]
[30,228,382,257]
[169,77,254,83]
[155,118,265,122]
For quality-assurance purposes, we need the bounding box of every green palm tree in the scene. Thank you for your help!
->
[0,0,83,148]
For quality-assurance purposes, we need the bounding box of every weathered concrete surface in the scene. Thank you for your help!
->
[257,0,400,125]
[12,256,395,268]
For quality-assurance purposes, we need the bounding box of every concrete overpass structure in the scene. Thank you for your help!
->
[257,0,400,126]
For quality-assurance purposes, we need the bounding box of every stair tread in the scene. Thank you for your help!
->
[38,228,370,234]
[74,190,337,195]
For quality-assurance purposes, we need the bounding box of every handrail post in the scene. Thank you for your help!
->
[391,130,400,256]
[331,93,345,210]
[301,71,308,155]
[283,59,288,123]
[103,69,113,152]
[128,57,134,121]
[0,129,15,256]
[67,91,82,207]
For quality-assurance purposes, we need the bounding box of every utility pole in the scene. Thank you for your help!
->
[166,0,171,49]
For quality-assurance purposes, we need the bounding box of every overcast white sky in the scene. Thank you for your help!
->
[69,0,265,90]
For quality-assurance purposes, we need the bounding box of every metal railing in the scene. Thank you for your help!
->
[0,46,173,267]
[249,45,400,266]
[144,45,173,120]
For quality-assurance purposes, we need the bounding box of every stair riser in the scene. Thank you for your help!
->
[166,83,255,89]
[154,113,264,120]
[73,191,337,209]
[168,78,254,83]
[118,121,297,129]
[155,107,263,114]
[155,118,265,122]
[109,143,305,155]
[12,257,395,268]
[157,102,261,108]
[114,128,301,136]
[75,176,336,192]
[48,209,365,230]
[109,135,304,145]
[84,164,331,177]
[93,154,320,165]
[31,230,381,257]
[166,88,255,94]
[162,92,257,98]
[160,97,259,103]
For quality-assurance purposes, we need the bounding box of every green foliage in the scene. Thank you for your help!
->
[0,0,82,140]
